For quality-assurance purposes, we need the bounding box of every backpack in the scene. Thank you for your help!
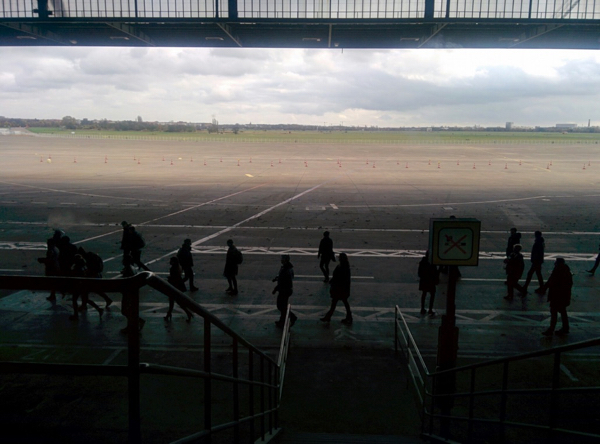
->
[132,231,146,250]
[86,252,104,273]
[234,249,243,265]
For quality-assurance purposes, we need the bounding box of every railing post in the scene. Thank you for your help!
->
[204,321,212,443]
[228,0,238,18]
[233,338,240,442]
[248,350,255,444]
[424,0,435,18]
[549,351,561,433]
[468,368,476,442]
[127,288,141,444]
[34,0,51,18]
[499,361,509,443]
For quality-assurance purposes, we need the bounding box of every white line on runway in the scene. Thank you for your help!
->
[330,203,338,209]
[295,274,374,279]
[146,181,331,266]
[76,183,267,251]
[560,364,579,382]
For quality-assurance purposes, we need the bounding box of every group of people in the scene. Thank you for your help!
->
[503,228,579,337]
[39,221,597,337]
[39,229,112,321]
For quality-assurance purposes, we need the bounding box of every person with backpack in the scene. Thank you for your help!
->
[177,238,199,292]
[224,239,242,296]
[79,247,112,309]
[165,256,193,322]
[126,225,150,271]
[69,254,103,321]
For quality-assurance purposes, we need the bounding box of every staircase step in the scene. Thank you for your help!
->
[276,432,423,443]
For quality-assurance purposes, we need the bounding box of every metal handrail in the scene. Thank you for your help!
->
[394,305,600,443]
[0,273,289,443]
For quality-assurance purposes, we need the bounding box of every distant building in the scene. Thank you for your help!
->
[506,122,513,130]
[556,123,577,129]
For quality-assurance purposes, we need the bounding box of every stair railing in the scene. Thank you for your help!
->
[395,305,600,443]
[0,272,292,443]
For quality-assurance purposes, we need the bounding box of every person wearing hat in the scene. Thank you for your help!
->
[177,238,199,291]
[541,258,573,337]
[272,255,297,328]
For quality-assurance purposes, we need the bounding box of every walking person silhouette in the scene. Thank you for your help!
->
[177,238,199,291]
[165,256,193,322]
[318,231,335,283]
[224,239,242,296]
[272,255,298,328]
[320,253,353,325]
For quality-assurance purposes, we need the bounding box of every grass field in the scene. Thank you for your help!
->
[26,127,600,144]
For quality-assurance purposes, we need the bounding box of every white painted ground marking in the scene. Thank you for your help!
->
[246,174,254,177]
[330,203,338,210]
[146,180,331,266]
[0,179,164,202]
[295,274,374,279]
[334,328,358,341]
[341,195,550,208]
[76,184,267,249]
[560,364,579,382]
[121,203,138,206]
[102,348,123,366]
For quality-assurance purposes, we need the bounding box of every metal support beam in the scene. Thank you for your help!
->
[105,22,155,46]
[511,24,563,47]
[217,22,243,47]
[0,22,71,45]
[418,23,447,48]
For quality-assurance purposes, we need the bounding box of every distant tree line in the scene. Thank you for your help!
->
[1,116,599,133]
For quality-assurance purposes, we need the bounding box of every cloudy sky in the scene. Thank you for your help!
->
[1,47,600,127]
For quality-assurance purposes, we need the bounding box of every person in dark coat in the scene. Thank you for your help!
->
[165,257,193,322]
[320,253,352,324]
[586,242,600,276]
[223,239,240,296]
[541,258,573,336]
[317,231,336,283]
[504,245,525,300]
[69,254,103,321]
[506,227,521,257]
[126,225,150,271]
[177,238,198,291]
[39,238,61,301]
[418,253,439,315]
[272,255,297,328]
[57,235,78,278]
[521,230,545,295]
[78,247,112,309]
[119,220,131,258]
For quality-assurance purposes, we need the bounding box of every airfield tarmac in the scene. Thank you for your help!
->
[1,133,600,356]
[1,132,600,442]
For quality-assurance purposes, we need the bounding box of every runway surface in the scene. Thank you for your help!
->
[1,133,600,364]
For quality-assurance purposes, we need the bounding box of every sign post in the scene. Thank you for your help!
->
[429,218,481,437]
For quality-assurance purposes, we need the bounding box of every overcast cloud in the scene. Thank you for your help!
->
[1,47,600,127]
